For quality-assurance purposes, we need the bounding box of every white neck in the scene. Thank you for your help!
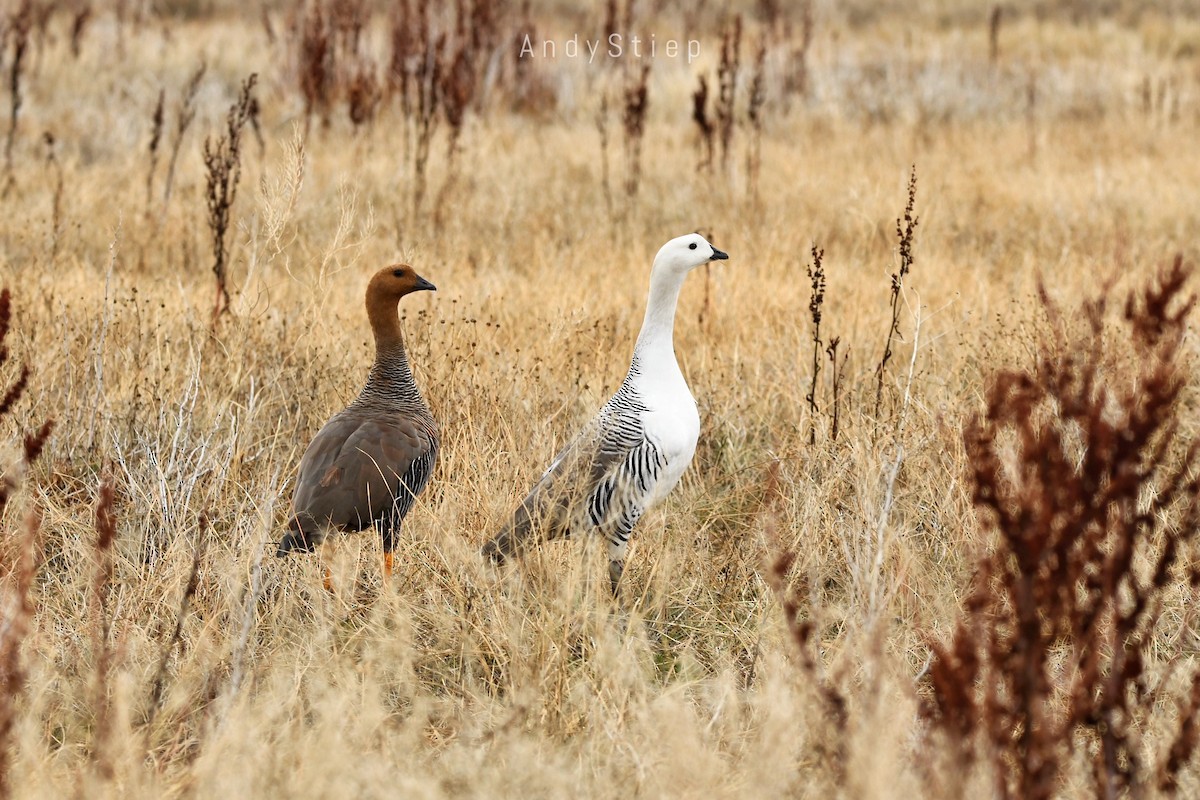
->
[632,265,686,370]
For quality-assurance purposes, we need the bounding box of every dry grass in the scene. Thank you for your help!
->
[2,1,1200,797]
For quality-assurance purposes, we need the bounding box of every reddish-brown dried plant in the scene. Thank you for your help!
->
[921,256,1200,799]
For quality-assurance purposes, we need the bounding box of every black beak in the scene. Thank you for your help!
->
[709,247,729,261]
[414,276,437,292]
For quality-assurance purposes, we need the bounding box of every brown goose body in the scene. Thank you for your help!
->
[277,265,439,564]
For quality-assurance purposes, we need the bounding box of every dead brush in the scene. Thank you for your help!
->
[783,0,814,104]
[425,3,494,218]
[920,255,1200,798]
[385,1,498,216]
[386,0,419,120]
[297,1,333,132]
[386,0,444,213]
[328,0,374,130]
[441,40,475,162]
[289,0,377,135]
[202,73,258,323]
[0,506,39,800]
[328,0,368,60]
[346,57,382,130]
[763,465,850,787]
[509,2,537,106]
[0,286,54,800]
[28,1,51,59]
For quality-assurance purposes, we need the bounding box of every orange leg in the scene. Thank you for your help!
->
[323,566,334,593]
[383,551,394,580]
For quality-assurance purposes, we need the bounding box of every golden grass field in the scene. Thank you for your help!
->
[3,1,1200,797]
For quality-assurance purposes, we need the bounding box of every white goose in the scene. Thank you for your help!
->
[484,233,729,593]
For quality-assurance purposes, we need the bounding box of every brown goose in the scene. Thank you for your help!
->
[277,264,439,577]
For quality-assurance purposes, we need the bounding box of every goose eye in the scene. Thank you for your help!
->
[688,243,697,250]
[392,269,405,278]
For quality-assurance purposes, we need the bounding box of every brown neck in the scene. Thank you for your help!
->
[366,291,405,350]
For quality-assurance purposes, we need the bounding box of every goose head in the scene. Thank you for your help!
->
[652,233,729,277]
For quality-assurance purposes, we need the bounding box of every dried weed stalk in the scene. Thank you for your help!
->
[874,166,919,421]
[921,256,1200,799]
[38,132,64,263]
[161,62,206,218]
[784,0,814,102]
[692,74,714,171]
[328,0,368,60]
[0,507,39,800]
[825,336,847,442]
[621,64,649,197]
[989,6,1002,64]
[411,30,444,213]
[69,3,91,58]
[202,73,258,322]
[716,15,741,170]
[596,89,613,217]
[147,513,209,723]
[4,0,32,177]
[602,0,618,42]
[145,88,164,211]
[0,287,54,512]
[88,471,118,782]
[746,37,767,201]
[805,245,826,445]
[0,285,52,800]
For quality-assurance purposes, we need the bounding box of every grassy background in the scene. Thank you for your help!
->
[2,0,1200,796]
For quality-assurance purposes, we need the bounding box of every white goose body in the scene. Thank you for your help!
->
[485,233,729,592]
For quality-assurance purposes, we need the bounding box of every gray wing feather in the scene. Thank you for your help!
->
[487,384,665,559]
